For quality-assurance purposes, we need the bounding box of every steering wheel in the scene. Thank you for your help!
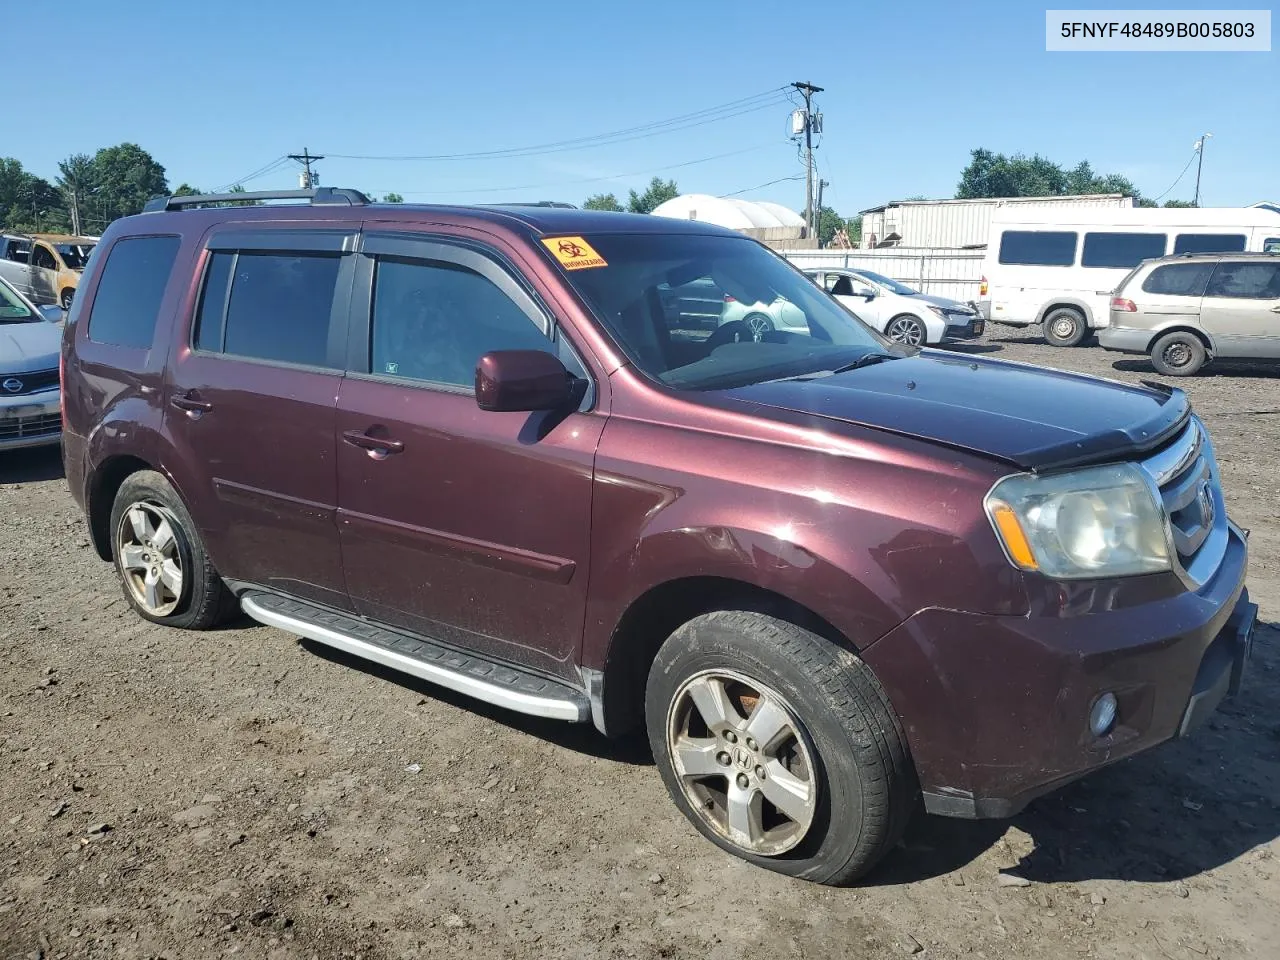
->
[704,319,756,352]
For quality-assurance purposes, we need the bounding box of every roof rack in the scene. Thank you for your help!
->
[142,187,371,214]
[484,201,578,209]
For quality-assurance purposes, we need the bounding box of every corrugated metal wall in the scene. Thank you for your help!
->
[783,248,986,303]
[857,195,1135,249]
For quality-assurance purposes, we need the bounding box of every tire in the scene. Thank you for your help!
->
[60,289,74,311]
[109,470,237,630]
[742,313,774,342]
[1149,331,1207,376]
[1042,307,1088,347]
[885,314,926,346]
[645,610,916,885]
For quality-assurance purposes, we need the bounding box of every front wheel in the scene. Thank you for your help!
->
[742,313,775,342]
[1042,307,1088,347]
[646,611,916,885]
[885,314,926,346]
[60,289,74,311]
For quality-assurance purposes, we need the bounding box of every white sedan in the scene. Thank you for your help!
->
[803,268,985,346]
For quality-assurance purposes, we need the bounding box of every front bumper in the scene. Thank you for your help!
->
[1097,326,1154,354]
[0,389,61,450]
[942,315,985,341]
[863,521,1255,819]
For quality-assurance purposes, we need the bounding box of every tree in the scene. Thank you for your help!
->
[0,158,66,233]
[627,177,678,215]
[172,183,202,196]
[816,205,844,246]
[56,153,94,235]
[88,143,168,224]
[382,192,404,203]
[583,192,624,212]
[224,183,260,207]
[957,148,1142,202]
[1162,198,1197,208]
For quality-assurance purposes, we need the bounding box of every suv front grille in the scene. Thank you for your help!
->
[1140,417,1227,585]
[0,413,61,441]
[0,369,59,395]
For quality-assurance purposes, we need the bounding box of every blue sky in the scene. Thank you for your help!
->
[15,1,1278,215]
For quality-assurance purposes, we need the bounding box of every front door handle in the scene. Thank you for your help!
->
[170,392,213,418]
[342,429,405,460]
[1270,305,1280,313]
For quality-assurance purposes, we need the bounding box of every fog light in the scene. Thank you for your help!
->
[1089,693,1118,737]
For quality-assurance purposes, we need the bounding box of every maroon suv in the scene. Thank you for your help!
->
[61,188,1258,884]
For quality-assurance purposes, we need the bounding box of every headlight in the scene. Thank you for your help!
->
[985,463,1170,578]
[927,305,948,319]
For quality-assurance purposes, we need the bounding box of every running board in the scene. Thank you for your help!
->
[240,592,590,722]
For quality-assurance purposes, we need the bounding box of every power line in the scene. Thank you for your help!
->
[288,148,324,188]
[320,88,790,162]
[719,175,805,198]
[214,156,289,193]
[367,142,784,198]
[1149,146,1201,203]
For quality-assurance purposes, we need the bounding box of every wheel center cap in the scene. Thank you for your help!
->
[732,746,753,771]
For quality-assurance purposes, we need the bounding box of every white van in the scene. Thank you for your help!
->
[978,206,1280,346]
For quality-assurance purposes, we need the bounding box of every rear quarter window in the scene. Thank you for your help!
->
[1140,263,1214,296]
[87,236,181,349]
[997,231,1077,266]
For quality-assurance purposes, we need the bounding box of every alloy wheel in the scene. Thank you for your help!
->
[666,669,818,856]
[746,315,772,342]
[887,317,924,346]
[116,501,185,616]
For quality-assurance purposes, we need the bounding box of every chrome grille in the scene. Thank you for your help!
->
[1140,417,1227,586]
[0,413,61,441]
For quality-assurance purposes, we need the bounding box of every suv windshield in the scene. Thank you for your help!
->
[558,233,888,390]
[855,269,918,296]
[0,278,35,322]
[55,243,93,270]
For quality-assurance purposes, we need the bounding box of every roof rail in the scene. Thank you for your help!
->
[484,201,578,209]
[142,187,371,214]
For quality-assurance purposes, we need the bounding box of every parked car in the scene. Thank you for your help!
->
[978,205,1280,347]
[1,275,64,451]
[804,267,985,346]
[1097,252,1280,375]
[0,232,97,309]
[62,187,1257,885]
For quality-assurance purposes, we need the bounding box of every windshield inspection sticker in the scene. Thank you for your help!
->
[542,236,607,270]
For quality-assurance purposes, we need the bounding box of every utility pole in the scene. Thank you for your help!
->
[816,178,829,245]
[791,81,824,240]
[288,148,325,189]
[1192,133,1212,207]
[68,187,82,236]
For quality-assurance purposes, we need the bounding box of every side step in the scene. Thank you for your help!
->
[240,592,590,722]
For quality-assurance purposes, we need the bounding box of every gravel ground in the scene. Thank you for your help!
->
[2,327,1278,960]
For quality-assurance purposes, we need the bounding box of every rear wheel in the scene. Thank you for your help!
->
[743,313,774,342]
[885,314,926,346]
[646,611,916,885]
[109,471,237,629]
[1042,306,1088,347]
[1150,331,1207,376]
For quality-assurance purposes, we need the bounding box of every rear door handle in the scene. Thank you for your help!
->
[342,429,405,459]
[170,393,213,417]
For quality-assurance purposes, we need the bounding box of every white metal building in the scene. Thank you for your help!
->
[857,194,1134,249]
[650,195,808,244]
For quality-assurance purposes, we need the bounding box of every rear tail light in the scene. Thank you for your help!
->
[979,276,988,296]
[1111,297,1137,312]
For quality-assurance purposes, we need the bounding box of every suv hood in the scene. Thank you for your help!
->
[721,350,1189,471]
[0,321,62,374]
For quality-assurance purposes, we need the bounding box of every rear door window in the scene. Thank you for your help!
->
[87,236,181,349]
[1081,232,1166,269]
[1204,262,1280,299]
[997,231,1077,266]
[1141,263,1215,297]
[31,245,58,270]
[1172,233,1247,255]
[1264,238,1280,254]
[194,251,343,368]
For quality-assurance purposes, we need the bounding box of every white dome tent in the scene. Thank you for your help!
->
[650,194,808,246]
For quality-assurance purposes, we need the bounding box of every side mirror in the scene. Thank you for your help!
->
[854,286,876,301]
[475,350,575,412]
[38,304,65,323]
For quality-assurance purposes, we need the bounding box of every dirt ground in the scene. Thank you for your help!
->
[2,328,1278,960]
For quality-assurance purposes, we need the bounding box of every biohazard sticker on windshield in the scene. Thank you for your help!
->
[542,236,607,271]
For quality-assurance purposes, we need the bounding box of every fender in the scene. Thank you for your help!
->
[1035,297,1097,328]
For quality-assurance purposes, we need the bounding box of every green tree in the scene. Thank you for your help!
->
[56,153,95,235]
[1162,198,1197,208]
[172,183,202,196]
[627,177,678,215]
[89,143,168,224]
[816,205,843,246]
[382,192,404,203]
[224,183,261,207]
[0,158,66,233]
[957,148,1141,201]
[583,192,624,212]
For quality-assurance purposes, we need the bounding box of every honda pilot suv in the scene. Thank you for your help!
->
[61,188,1259,885]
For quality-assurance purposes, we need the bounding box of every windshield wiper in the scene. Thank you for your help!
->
[831,351,899,374]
